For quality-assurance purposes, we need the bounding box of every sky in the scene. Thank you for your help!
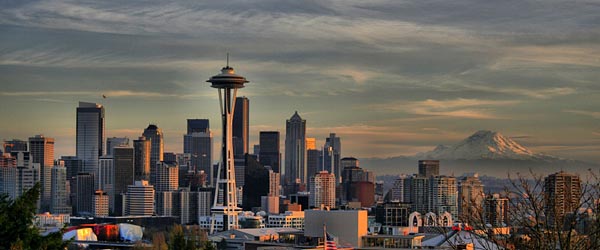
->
[1,0,599,163]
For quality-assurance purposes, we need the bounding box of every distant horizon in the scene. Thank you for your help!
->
[1,1,599,166]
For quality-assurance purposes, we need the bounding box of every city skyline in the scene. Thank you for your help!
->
[1,1,600,163]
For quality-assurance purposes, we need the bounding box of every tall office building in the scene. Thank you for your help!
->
[183,119,212,182]
[233,97,249,158]
[97,155,114,213]
[106,137,129,156]
[143,124,164,184]
[76,102,105,174]
[458,174,485,221]
[61,156,81,181]
[126,180,155,216]
[306,149,322,181]
[50,165,70,214]
[187,119,209,133]
[259,131,280,172]
[133,136,151,181]
[268,170,280,197]
[323,133,341,183]
[431,176,458,219]
[306,138,316,150]
[544,171,581,221]
[76,172,95,216]
[485,193,509,226]
[284,112,306,192]
[340,157,375,207]
[309,171,336,209]
[29,135,54,211]
[93,190,109,217]
[3,139,28,153]
[418,160,439,178]
[113,147,134,195]
[155,161,179,192]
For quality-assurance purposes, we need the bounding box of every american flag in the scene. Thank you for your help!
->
[325,232,337,250]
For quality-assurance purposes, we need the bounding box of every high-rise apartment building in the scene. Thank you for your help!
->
[29,135,54,211]
[76,102,105,174]
[143,124,164,184]
[407,175,429,215]
[458,174,485,221]
[309,171,336,209]
[485,193,509,227]
[259,131,280,172]
[133,136,150,181]
[431,175,458,219]
[544,171,581,221]
[323,133,341,183]
[418,160,439,178]
[285,112,306,192]
[340,157,375,207]
[233,97,249,158]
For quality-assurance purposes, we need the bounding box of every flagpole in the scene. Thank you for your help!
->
[323,223,327,249]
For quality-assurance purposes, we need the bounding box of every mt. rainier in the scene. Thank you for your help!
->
[416,130,548,160]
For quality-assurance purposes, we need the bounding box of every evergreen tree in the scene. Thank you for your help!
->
[0,183,69,250]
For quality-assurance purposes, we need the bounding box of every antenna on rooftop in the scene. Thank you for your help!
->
[226,53,229,67]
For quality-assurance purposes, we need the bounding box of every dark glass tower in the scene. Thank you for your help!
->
[284,111,306,192]
[259,131,280,173]
[76,102,105,174]
[233,97,249,159]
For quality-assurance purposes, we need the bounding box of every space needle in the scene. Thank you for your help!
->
[207,56,248,233]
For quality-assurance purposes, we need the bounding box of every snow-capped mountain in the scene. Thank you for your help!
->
[417,130,546,160]
[361,130,595,177]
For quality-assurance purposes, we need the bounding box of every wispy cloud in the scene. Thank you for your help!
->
[564,109,600,119]
[371,98,518,119]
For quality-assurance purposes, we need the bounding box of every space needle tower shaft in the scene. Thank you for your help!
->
[207,56,248,233]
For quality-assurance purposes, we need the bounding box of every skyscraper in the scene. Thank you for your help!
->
[187,119,210,134]
[143,124,164,185]
[323,133,341,183]
[418,160,439,178]
[285,111,306,192]
[458,174,485,222]
[233,97,249,159]
[544,171,581,221]
[76,102,105,174]
[306,149,322,182]
[155,161,179,192]
[3,139,28,153]
[133,136,151,181]
[113,147,135,194]
[309,171,336,209]
[50,165,70,214]
[76,172,95,216]
[126,180,155,216]
[184,119,212,183]
[259,131,280,172]
[29,134,54,211]
[106,137,129,156]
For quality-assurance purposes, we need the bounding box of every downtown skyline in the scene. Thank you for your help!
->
[1,1,599,163]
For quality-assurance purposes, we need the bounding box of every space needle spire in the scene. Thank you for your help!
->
[207,56,248,233]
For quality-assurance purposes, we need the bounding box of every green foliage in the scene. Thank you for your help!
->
[0,182,69,250]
